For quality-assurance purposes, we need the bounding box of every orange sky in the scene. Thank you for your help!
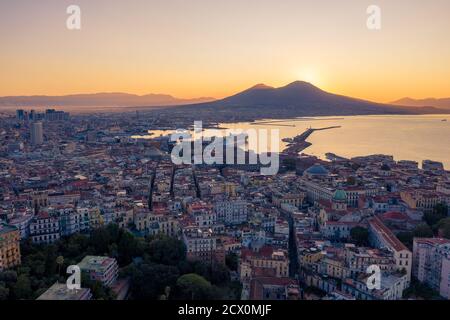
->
[0,0,449,102]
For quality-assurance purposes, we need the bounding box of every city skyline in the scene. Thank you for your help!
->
[1,0,450,102]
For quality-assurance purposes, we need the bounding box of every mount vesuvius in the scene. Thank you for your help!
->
[174,81,445,119]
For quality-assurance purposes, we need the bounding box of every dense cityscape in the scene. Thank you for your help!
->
[0,108,449,301]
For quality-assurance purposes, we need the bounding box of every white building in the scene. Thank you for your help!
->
[56,207,90,236]
[413,238,450,299]
[78,256,119,287]
[182,226,223,263]
[215,200,248,225]
[342,272,409,300]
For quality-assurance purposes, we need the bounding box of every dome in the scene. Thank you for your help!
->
[333,189,347,202]
[305,164,329,176]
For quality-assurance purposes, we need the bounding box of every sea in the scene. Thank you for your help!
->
[141,114,450,169]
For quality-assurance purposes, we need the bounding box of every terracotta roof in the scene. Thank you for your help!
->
[241,246,274,260]
[380,211,409,221]
[368,216,409,252]
[414,238,450,246]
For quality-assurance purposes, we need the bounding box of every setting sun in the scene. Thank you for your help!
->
[295,68,321,87]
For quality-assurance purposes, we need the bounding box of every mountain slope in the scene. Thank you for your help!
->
[0,92,215,107]
[183,81,444,117]
[391,97,450,110]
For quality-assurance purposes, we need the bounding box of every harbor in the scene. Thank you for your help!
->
[282,126,341,154]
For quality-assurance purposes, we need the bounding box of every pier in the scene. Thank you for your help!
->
[283,126,341,154]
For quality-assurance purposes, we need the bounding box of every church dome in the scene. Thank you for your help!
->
[333,189,347,202]
[305,164,329,176]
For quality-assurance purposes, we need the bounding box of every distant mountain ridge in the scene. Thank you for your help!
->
[0,92,215,107]
[2,82,448,118]
[391,97,450,110]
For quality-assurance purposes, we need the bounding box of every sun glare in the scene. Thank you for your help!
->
[296,68,320,86]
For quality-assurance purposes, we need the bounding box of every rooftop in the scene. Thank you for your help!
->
[37,282,91,300]
[0,223,18,235]
[368,216,409,252]
[78,255,116,272]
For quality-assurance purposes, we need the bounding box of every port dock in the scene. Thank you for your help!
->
[282,126,341,154]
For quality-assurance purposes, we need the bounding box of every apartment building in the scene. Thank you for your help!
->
[215,199,248,225]
[29,211,61,244]
[0,223,21,271]
[400,189,446,212]
[272,192,305,208]
[413,238,450,299]
[239,246,289,279]
[342,272,409,300]
[182,226,225,264]
[78,255,119,287]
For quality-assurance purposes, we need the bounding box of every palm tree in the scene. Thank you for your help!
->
[56,256,64,281]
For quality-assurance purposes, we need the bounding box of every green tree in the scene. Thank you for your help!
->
[209,263,230,286]
[12,275,32,299]
[403,277,442,300]
[128,263,179,299]
[397,231,414,248]
[90,227,113,254]
[413,223,433,238]
[0,282,9,300]
[424,203,448,227]
[146,236,186,266]
[435,218,450,239]
[32,260,46,278]
[0,270,18,283]
[117,231,141,265]
[56,256,64,278]
[175,273,217,300]
[350,226,369,245]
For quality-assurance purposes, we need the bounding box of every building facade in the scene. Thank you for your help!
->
[413,238,450,299]
[0,223,21,271]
